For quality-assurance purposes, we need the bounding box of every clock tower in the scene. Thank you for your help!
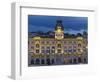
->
[55,20,64,40]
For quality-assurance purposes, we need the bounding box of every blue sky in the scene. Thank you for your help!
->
[28,15,88,34]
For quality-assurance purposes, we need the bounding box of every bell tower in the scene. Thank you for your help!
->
[55,20,64,40]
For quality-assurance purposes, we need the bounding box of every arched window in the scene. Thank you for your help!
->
[41,50,45,53]
[78,44,81,47]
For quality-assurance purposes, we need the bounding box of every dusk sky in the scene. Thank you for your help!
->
[28,15,88,34]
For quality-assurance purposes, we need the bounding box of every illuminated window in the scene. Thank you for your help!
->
[78,44,81,47]
[36,49,39,53]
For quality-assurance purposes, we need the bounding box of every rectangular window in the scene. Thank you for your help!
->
[36,49,39,53]
[41,50,45,53]
[47,46,50,49]
[46,50,50,53]
[78,44,81,47]
[57,44,61,48]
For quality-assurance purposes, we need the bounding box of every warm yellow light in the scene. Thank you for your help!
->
[80,49,83,52]
[76,37,83,40]
[33,36,41,40]
[57,29,61,32]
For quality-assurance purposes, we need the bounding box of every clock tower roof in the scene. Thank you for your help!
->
[55,20,64,31]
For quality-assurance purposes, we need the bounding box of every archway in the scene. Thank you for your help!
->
[36,59,40,64]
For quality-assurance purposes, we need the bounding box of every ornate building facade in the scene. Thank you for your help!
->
[28,20,88,66]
